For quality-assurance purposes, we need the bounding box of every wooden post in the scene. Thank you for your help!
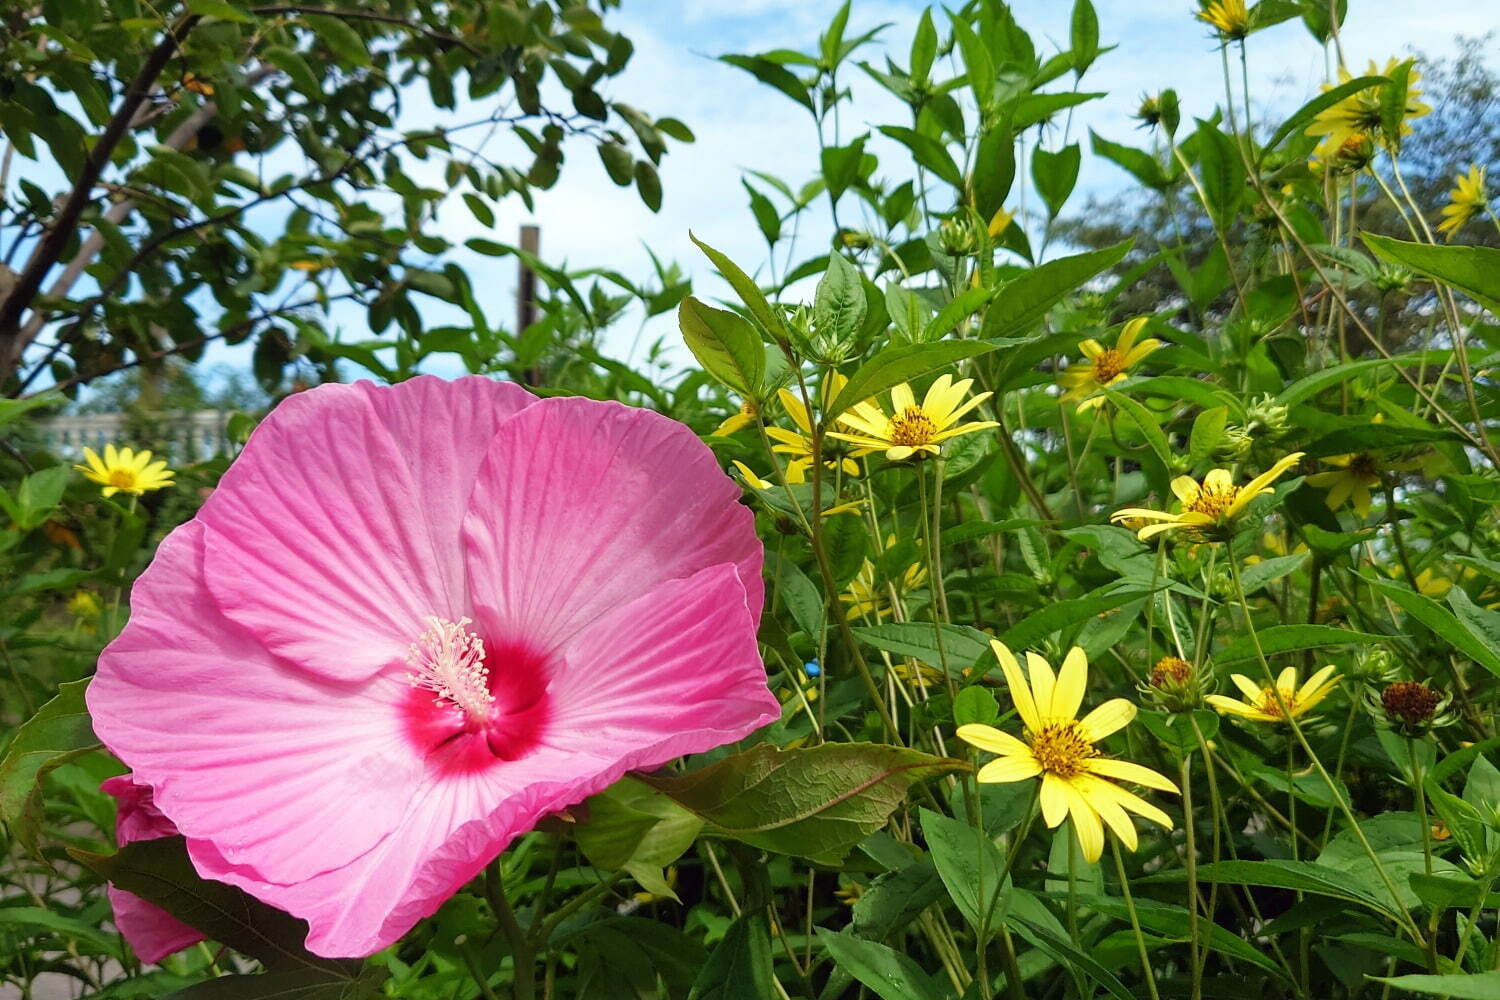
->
[517,224,542,386]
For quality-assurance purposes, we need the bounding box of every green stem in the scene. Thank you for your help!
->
[485,860,535,1000]
[1111,838,1162,1000]
[1180,751,1203,1000]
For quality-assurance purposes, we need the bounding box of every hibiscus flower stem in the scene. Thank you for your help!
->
[484,859,535,1000]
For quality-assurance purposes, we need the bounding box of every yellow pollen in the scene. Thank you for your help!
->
[1026,721,1096,779]
[1186,485,1239,520]
[888,407,937,447]
[109,469,137,489]
[407,617,493,723]
[1255,689,1296,718]
[1091,348,1127,383]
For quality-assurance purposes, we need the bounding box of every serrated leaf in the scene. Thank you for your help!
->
[0,679,98,854]
[678,295,764,397]
[640,744,965,865]
[1213,624,1388,666]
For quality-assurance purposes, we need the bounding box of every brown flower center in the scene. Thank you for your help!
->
[1150,656,1193,687]
[1186,484,1240,520]
[1092,348,1127,383]
[1381,680,1440,725]
[1027,721,1096,778]
[888,407,937,447]
[1255,688,1299,719]
[1347,453,1379,478]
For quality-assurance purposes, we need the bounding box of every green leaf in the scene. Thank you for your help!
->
[634,161,662,212]
[817,929,947,1000]
[950,15,993,110]
[163,967,388,1000]
[690,233,787,341]
[1260,74,1386,162]
[1363,233,1500,314]
[922,287,995,343]
[825,340,1000,424]
[185,0,253,23]
[1213,624,1388,666]
[1070,0,1100,71]
[1099,389,1173,469]
[1089,131,1167,190]
[852,860,945,941]
[972,122,1015,220]
[1000,588,1157,651]
[303,13,369,66]
[0,905,120,957]
[1193,119,1243,224]
[821,135,868,202]
[1275,351,1449,406]
[1031,143,1080,219]
[688,912,777,1000]
[575,778,702,900]
[639,744,965,866]
[718,55,813,112]
[1447,588,1500,681]
[814,254,867,346]
[1369,578,1500,680]
[920,809,1008,936]
[877,126,962,189]
[678,295,764,397]
[1371,973,1500,998]
[953,686,1001,726]
[852,622,993,672]
[909,9,937,83]
[264,46,321,98]
[71,838,353,975]
[1176,859,1397,918]
[0,679,98,854]
[981,241,1132,341]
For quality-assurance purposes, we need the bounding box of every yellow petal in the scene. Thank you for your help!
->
[1074,774,1138,851]
[1298,664,1338,701]
[1230,674,1264,702]
[1025,652,1056,721]
[891,382,916,413]
[991,640,1040,732]
[1040,771,1070,828]
[1170,476,1201,504]
[956,723,1032,758]
[1077,698,1136,742]
[1060,779,1105,863]
[1085,758,1179,793]
[978,755,1044,784]
[1051,646,1088,722]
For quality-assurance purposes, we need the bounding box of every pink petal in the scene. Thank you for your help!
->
[89,523,428,884]
[186,562,776,958]
[197,378,530,683]
[462,396,763,656]
[100,776,205,964]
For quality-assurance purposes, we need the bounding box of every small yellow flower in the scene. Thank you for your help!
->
[732,461,866,517]
[1111,453,1304,542]
[767,374,867,482]
[958,641,1178,863]
[713,400,758,437]
[1437,165,1488,241]
[74,445,174,498]
[1058,317,1161,411]
[830,374,997,462]
[1196,0,1249,40]
[1207,665,1341,723]
[841,555,927,621]
[1306,59,1431,152]
[67,590,102,618]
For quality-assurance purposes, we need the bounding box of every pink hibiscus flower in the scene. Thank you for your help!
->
[87,376,779,958]
[101,775,205,963]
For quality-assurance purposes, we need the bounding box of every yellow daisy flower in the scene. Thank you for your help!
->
[67,590,102,618]
[1196,0,1249,41]
[74,445,175,498]
[1206,665,1340,723]
[767,374,868,483]
[1437,165,1489,241]
[957,641,1178,863]
[1306,59,1430,152]
[830,374,997,462]
[1058,317,1161,412]
[1304,452,1426,519]
[1111,453,1304,542]
[841,554,927,621]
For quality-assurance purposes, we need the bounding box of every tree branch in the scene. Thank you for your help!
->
[0,14,201,377]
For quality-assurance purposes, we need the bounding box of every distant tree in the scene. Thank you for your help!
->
[0,0,689,397]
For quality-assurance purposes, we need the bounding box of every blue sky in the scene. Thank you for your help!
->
[14,0,1500,387]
